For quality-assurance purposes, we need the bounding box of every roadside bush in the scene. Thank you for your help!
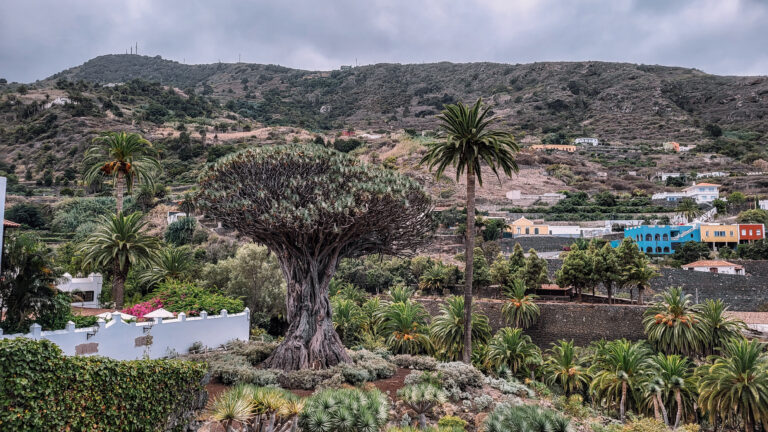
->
[349,349,397,379]
[227,339,278,365]
[393,354,438,370]
[5,202,48,228]
[154,280,245,316]
[299,387,390,432]
[0,338,207,431]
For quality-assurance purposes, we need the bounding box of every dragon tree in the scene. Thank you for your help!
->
[196,144,433,370]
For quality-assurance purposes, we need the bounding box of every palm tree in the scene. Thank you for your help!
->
[83,131,161,214]
[429,295,492,361]
[377,300,432,355]
[697,338,768,432]
[695,299,746,355]
[81,212,161,308]
[648,353,696,429]
[676,198,702,223]
[331,297,363,347]
[643,287,706,356]
[484,327,542,377]
[543,340,589,396]
[420,99,519,363]
[0,234,60,332]
[136,246,193,291]
[501,280,540,329]
[589,339,649,422]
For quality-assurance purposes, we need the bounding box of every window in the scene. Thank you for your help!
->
[645,234,652,241]
[742,229,746,236]
[534,228,539,235]
[76,291,95,302]
[662,234,669,241]
[646,247,653,253]
[654,234,661,241]
[758,230,762,236]
[525,227,530,234]
[663,247,670,253]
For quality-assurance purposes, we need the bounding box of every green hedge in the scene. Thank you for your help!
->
[0,338,208,431]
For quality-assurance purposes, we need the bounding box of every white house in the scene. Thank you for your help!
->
[574,137,599,146]
[697,172,728,179]
[681,260,744,275]
[57,273,103,308]
[759,200,768,211]
[652,182,720,204]
[655,172,682,182]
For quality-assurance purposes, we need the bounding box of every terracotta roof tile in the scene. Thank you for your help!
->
[3,219,20,228]
[681,260,743,269]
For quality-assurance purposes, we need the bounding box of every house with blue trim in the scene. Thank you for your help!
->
[611,225,700,255]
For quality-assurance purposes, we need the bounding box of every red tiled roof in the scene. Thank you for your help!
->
[684,183,720,189]
[682,260,743,270]
[3,219,20,228]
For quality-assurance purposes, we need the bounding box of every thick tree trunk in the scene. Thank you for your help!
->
[418,413,427,429]
[113,264,126,308]
[462,170,476,364]
[263,255,351,370]
[638,284,644,305]
[652,396,661,423]
[116,171,124,214]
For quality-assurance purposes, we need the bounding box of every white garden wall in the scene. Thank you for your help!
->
[0,308,250,360]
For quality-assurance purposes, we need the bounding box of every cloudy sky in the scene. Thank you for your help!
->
[2,0,767,83]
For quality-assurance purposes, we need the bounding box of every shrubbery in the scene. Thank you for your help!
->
[123,280,245,318]
[0,338,207,431]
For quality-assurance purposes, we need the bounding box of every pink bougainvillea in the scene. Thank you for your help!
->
[122,298,164,319]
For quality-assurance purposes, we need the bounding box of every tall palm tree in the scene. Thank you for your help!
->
[83,131,161,214]
[420,99,519,363]
[697,338,768,432]
[429,295,492,361]
[543,340,590,396]
[643,287,707,356]
[676,198,702,224]
[590,339,649,422]
[81,212,161,308]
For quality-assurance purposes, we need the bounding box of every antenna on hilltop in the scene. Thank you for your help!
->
[135,42,138,55]
[130,46,132,55]
[238,53,241,63]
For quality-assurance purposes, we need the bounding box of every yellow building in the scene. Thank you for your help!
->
[530,144,577,152]
[508,217,549,236]
[700,224,739,244]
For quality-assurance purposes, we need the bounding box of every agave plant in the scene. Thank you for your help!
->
[697,338,768,432]
[589,339,649,422]
[484,403,572,432]
[377,300,432,355]
[208,385,254,431]
[501,280,540,329]
[543,340,589,396]
[484,327,542,378]
[430,295,492,361]
[397,383,448,429]
[643,287,706,356]
[299,388,390,432]
[208,385,302,432]
[695,299,746,354]
[647,353,696,429]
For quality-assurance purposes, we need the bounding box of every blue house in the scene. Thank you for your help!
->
[614,225,700,255]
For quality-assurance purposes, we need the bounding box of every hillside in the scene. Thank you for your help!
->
[1,54,768,208]
[43,55,768,142]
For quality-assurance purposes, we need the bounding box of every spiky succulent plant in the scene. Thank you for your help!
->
[484,404,572,432]
[299,388,390,432]
[397,383,448,429]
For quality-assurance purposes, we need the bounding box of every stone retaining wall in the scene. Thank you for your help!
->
[418,298,647,347]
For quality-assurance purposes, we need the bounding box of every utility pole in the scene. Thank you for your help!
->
[238,53,241,63]
[135,42,138,55]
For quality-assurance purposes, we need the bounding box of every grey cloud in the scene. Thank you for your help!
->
[1,0,767,83]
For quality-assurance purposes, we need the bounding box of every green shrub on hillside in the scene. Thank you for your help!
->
[0,338,207,431]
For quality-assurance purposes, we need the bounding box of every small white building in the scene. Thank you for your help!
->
[548,225,581,237]
[682,260,744,275]
[697,171,728,179]
[167,211,187,224]
[574,137,599,146]
[655,172,682,182]
[57,273,103,308]
[759,200,768,211]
